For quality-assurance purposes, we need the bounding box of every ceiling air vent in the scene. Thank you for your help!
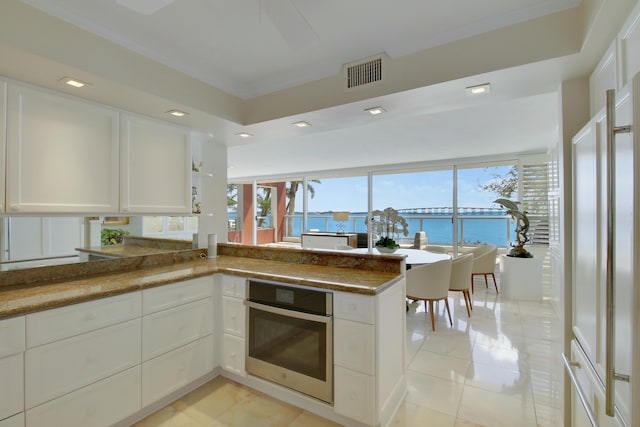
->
[343,54,387,90]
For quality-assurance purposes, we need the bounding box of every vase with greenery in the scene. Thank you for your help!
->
[370,207,409,253]
[494,198,533,258]
[101,228,129,246]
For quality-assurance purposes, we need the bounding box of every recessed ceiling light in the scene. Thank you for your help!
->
[235,132,253,138]
[59,77,90,88]
[292,121,311,127]
[466,83,491,96]
[166,109,188,117]
[364,106,386,115]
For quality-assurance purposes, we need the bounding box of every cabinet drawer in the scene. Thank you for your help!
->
[142,297,213,361]
[222,296,245,337]
[0,353,24,421]
[25,318,141,408]
[220,274,246,298]
[334,318,374,375]
[334,366,375,425]
[26,366,140,427]
[0,413,23,427]
[333,291,374,324]
[142,277,213,314]
[0,316,25,358]
[141,335,213,407]
[221,334,245,375]
[26,292,140,347]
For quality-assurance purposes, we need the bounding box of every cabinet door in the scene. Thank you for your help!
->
[6,83,119,213]
[334,318,374,375]
[334,366,375,425]
[120,114,191,214]
[571,119,600,367]
[142,297,213,361]
[222,296,245,337]
[141,335,213,407]
[618,1,640,86]
[25,318,141,409]
[0,354,23,421]
[221,334,245,376]
[26,366,140,427]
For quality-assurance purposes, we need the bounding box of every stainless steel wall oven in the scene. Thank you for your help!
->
[244,279,333,404]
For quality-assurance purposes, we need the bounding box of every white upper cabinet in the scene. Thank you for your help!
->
[120,113,191,214]
[590,41,617,116]
[0,80,6,213]
[6,83,120,213]
[618,1,640,87]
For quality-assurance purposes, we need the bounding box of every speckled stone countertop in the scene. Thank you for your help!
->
[0,243,404,320]
[76,235,194,257]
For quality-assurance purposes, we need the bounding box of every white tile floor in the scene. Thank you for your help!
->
[135,274,564,427]
[397,277,564,426]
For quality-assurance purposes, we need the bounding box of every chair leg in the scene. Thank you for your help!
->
[428,300,435,331]
[484,274,489,288]
[444,299,452,326]
[462,290,471,317]
[491,273,498,293]
[471,274,475,293]
[466,290,473,310]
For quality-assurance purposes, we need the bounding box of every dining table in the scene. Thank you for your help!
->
[338,247,451,266]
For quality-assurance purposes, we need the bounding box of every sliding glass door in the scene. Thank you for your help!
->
[372,168,453,248]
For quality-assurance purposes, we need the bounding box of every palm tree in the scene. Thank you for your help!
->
[286,179,321,236]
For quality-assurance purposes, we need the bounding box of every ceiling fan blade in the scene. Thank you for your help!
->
[261,0,318,50]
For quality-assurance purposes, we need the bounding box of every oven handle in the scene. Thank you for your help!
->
[244,300,332,324]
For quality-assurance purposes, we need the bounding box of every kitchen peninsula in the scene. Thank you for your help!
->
[0,244,407,427]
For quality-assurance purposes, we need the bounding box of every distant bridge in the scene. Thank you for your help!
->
[397,207,506,215]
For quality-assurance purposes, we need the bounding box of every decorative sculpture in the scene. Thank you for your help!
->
[494,198,533,258]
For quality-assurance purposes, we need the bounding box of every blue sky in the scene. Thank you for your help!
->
[298,165,513,212]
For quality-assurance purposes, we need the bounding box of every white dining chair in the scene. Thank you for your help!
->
[470,244,498,293]
[448,253,474,317]
[406,258,452,331]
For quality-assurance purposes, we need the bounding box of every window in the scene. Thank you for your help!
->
[143,216,198,240]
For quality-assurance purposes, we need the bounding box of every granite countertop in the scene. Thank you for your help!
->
[0,244,404,320]
[75,244,179,258]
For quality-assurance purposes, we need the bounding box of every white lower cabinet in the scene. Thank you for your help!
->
[333,366,375,425]
[0,413,24,427]
[221,333,245,375]
[0,316,25,422]
[334,318,375,375]
[25,318,141,409]
[219,274,246,376]
[26,366,141,427]
[222,295,245,336]
[332,280,406,427]
[333,293,376,424]
[0,354,24,421]
[26,291,141,348]
[142,297,213,361]
[142,335,213,406]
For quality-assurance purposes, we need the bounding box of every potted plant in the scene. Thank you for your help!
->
[101,228,130,246]
[370,207,409,253]
[494,198,533,258]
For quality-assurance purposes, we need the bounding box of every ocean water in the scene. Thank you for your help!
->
[288,212,516,247]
